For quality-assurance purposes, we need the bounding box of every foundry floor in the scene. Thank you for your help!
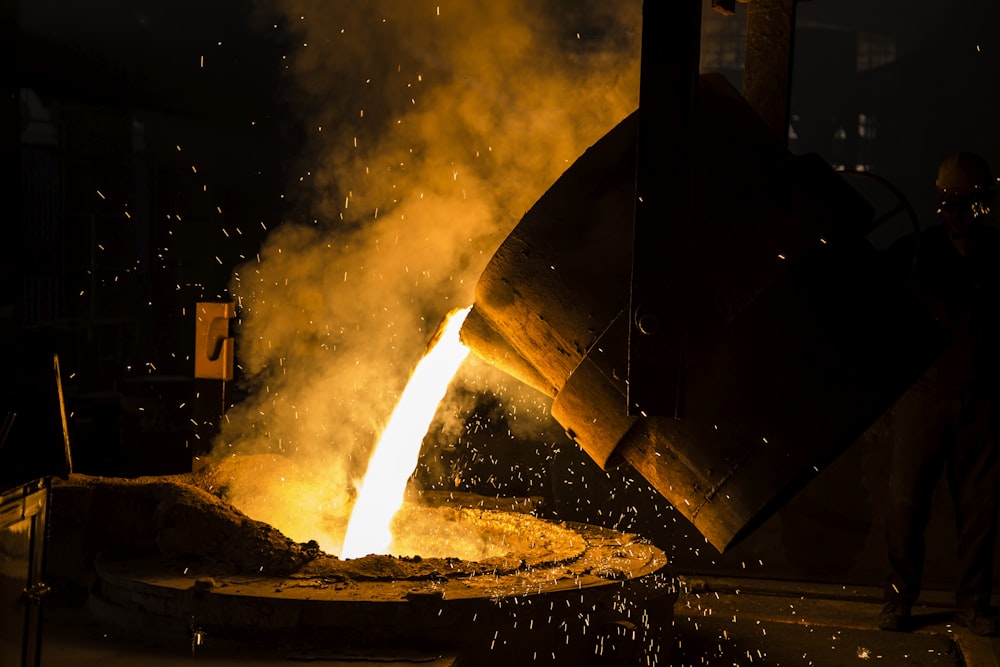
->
[670,576,999,666]
[33,576,1000,666]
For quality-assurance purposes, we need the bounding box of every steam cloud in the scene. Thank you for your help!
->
[210,0,642,552]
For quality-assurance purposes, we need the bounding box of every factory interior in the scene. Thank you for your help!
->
[4,0,1000,665]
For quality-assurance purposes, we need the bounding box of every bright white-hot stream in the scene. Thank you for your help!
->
[339,306,471,559]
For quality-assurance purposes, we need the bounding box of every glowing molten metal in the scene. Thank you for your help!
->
[340,306,471,559]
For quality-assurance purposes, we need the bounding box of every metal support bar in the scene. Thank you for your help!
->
[627,0,702,416]
[742,0,801,145]
[52,355,72,477]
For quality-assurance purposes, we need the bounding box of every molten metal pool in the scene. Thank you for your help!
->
[54,474,676,665]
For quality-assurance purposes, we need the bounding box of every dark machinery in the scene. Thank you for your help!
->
[0,479,50,667]
[460,1,945,552]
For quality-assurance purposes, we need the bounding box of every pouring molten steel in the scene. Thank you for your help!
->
[340,306,472,559]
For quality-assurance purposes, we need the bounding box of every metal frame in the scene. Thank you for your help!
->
[627,0,802,415]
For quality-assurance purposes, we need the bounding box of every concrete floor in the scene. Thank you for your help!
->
[32,577,1000,666]
[672,577,1000,667]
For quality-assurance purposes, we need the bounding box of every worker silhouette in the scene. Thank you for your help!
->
[880,152,1000,636]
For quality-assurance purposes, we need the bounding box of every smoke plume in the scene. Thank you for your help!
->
[211,0,642,551]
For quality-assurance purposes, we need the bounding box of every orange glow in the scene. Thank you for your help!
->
[340,306,471,559]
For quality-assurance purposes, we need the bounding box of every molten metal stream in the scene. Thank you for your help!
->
[340,306,471,559]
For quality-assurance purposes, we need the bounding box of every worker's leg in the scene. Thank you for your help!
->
[949,394,1000,615]
[884,386,950,607]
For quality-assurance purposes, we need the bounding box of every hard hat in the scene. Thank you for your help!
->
[935,152,995,200]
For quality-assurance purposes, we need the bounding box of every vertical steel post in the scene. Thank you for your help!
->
[743,0,801,145]
[627,0,703,416]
